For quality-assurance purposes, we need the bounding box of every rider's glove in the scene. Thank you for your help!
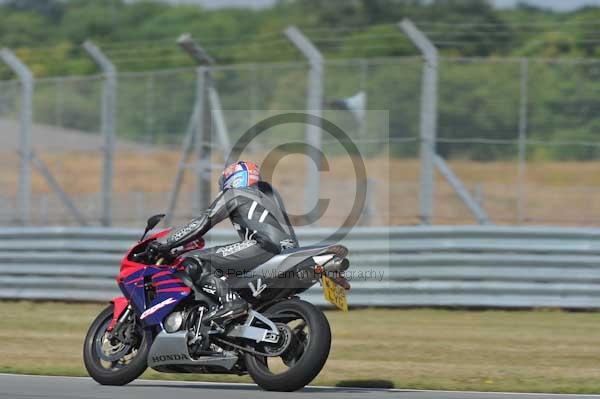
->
[147,240,169,261]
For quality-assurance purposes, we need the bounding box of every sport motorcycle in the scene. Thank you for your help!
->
[83,214,351,392]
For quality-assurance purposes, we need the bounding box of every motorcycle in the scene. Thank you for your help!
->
[83,214,351,392]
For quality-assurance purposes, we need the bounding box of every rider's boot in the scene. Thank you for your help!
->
[200,275,248,323]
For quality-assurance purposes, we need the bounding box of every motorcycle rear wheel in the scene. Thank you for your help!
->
[245,299,331,391]
[83,304,149,386]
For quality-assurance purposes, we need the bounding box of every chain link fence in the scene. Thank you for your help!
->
[436,57,600,225]
[0,56,598,227]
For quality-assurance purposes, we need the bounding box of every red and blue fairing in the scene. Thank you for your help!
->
[109,229,201,331]
[119,266,191,327]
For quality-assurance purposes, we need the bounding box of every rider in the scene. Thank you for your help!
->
[149,161,298,322]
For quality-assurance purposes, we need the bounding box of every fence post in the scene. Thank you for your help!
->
[285,26,324,226]
[359,58,369,140]
[193,66,211,214]
[83,41,116,227]
[517,58,529,224]
[398,19,438,225]
[0,48,33,226]
[177,34,215,216]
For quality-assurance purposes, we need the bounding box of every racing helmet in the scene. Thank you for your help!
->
[219,161,261,190]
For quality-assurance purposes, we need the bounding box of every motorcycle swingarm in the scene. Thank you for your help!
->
[225,310,280,344]
[261,313,298,323]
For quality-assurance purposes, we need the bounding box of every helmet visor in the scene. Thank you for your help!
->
[221,170,248,190]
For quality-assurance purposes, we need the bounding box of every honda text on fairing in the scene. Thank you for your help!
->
[82,214,351,392]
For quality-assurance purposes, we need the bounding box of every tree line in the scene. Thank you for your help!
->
[0,0,598,161]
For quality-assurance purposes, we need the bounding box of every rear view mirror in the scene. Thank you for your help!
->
[146,214,165,231]
[140,214,166,241]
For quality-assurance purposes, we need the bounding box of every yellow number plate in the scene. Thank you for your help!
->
[322,276,348,312]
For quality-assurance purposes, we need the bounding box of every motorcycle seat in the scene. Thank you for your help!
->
[246,244,349,278]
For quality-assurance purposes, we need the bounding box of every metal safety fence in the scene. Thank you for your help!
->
[1,226,600,308]
[1,54,599,228]
[1,22,599,229]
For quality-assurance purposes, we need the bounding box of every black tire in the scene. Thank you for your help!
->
[245,299,331,392]
[83,304,149,386]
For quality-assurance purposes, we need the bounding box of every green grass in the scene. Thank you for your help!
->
[2,300,600,393]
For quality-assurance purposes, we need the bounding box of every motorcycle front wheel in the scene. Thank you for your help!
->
[245,299,332,392]
[83,304,149,385]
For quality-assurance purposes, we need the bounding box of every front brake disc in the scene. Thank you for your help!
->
[96,331,132,362]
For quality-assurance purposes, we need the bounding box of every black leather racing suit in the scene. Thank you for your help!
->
[157,181,298,309]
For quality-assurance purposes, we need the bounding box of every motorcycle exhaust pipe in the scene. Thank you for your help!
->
[323,257,349,273]
[311,256,351,291]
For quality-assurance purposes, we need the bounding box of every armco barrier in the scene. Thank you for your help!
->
[1,226,600,308]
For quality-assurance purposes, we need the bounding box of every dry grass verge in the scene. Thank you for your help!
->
[1,301,600,393]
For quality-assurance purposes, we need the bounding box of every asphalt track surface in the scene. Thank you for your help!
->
[2,374,600,399]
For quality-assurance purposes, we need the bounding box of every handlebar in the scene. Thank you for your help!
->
[131,237,205,265]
